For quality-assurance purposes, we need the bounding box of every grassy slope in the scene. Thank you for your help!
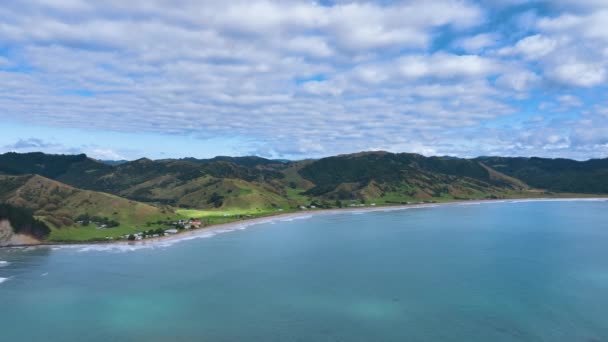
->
[0,175,179,242]
[2,151,608,243]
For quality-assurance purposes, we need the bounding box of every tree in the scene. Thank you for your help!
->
[127,234,136,241]
[0,203,51,240]
[207,192,224,208]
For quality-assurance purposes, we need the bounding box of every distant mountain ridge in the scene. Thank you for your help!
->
[1,151,607,243]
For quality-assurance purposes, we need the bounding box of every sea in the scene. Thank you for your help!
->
[1,199,607,341]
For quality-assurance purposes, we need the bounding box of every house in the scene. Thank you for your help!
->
[165,229,179,234]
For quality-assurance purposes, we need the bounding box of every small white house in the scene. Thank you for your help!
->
[165,229,179,234]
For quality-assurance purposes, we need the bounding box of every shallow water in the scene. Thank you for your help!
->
[1,200,608,341]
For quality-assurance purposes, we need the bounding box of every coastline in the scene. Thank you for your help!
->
[2,196,607,250]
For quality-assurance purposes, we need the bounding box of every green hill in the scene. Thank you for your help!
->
[0,174,176,242]
[477,157,608,194]
[297,152,527,202]
[1,151,607,243]
[0,203,51,242]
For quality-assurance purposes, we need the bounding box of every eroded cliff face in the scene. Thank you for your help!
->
[0,219,40,246]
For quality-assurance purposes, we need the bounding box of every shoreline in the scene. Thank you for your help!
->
[2,196,608,250]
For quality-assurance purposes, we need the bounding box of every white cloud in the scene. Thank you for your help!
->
[0,0,606,159]
[549,62,606,87]
[496,70,540,92]
[557,95,583,108]
[398,53,501,80]
[455,33,499,52]
[500,34,557,60]
[88,148,127,160]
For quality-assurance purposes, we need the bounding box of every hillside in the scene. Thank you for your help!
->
[0,203,51,245]
[297,152,527,202]
[477,157,608,194]
[1,151,607,243]
[0,174,176,241]
[0,153,291,211]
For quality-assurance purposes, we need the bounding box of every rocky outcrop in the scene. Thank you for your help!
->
[0,219,40,247]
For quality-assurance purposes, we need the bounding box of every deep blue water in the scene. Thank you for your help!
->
[1,200,608,341]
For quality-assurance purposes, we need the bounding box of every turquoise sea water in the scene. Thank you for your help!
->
[1,200,608,341]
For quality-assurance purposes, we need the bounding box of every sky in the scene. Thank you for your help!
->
[0,0,607,161]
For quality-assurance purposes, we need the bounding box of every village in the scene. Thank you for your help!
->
[117,219,203,241]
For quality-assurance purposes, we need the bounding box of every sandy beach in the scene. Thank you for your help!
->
[3,196,605,250]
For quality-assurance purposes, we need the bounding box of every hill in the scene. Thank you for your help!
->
[0,203,51,245]
[297,152,527,202]
[0,153,291,211]
[1,151,607,243]
[477,157,608,194]
[0,174,176,242]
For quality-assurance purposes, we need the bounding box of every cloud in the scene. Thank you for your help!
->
[455,33,499,52]
[500,34,557,60]
[548,61,606,87]
[0,1,605,159]
[398,53,501,80]
[4,138,56,150]
[495,69,540,92]
[557,95,583,108]
[87,148,127,160]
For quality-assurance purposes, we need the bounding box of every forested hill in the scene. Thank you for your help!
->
[0,151,607,243]
[0,203,51,240]
[1,152,607,199]
[476,156,608,194]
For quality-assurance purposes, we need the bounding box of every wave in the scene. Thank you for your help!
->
[0,261,8,267]
[50,215,309,253]
[507,198,608,204]
[25,197,608,253]
[0,277,8,284]
[279,214,313,222]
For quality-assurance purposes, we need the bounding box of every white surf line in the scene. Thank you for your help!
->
[7,197,608,253]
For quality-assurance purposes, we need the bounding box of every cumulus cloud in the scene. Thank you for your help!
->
[88,149,127,160]
[500,34,557,60]
[455,33,500,52]
[0,0,606,159]
[4,138,57,150]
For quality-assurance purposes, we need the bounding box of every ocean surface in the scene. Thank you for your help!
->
[1,199,608,341]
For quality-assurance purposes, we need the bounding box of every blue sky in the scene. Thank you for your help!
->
[0,0,607,160]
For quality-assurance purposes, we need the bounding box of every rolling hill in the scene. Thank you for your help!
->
[1,150,607,243]
[0,174,176,241]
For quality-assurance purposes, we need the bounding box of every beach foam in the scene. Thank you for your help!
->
[507,198,607,204]
[279,214,313,222]
[57,215,292,253]
[34,197,608,253]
